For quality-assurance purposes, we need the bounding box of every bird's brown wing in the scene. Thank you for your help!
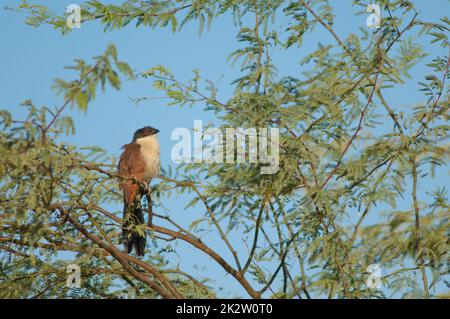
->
[118,143,146,204]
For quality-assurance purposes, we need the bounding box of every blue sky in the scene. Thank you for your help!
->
[1,1,449,297]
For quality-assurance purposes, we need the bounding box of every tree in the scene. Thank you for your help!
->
[0,0,448,299]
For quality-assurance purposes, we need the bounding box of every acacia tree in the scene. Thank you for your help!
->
[0,0,449,298]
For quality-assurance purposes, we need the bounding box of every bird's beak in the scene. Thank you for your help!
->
[153,128,160,134]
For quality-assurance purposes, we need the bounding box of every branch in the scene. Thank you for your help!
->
[411,158,430,298]
[86,202,260,298]
[82,4,192,26]
[320,69,380,189]
[191,185,243,272]
[241,200,266,274]
[349,157,395,248]
[258,224,303,295]
[54,205,183,299]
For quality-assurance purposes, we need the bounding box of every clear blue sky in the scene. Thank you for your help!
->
[1,0,448,297]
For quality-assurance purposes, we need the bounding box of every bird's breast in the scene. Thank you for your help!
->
[142,153,160,181]
[136,136,160,181]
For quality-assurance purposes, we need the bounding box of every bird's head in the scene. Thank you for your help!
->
[132,126,159,142]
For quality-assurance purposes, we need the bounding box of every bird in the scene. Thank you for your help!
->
[118,126,160,256]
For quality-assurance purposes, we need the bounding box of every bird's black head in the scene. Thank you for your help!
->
[132,126,159,141]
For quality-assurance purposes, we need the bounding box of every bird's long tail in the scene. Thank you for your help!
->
[122,198,146,256]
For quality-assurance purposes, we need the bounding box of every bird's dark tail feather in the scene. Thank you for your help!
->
[122,199,146,257]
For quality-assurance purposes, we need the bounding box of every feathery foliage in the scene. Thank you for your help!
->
[1,0,449,298]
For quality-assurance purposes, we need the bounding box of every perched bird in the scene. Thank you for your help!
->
[118,126,160,256]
